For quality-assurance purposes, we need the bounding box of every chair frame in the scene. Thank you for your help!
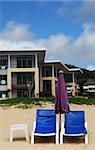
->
[31,121,59,144]
[60,114,88,144]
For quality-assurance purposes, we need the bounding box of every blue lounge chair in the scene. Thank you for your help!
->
[31,109,59,144]
[60,111,88,144]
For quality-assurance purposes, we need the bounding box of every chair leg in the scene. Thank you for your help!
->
[10,129,13,142]
[31,132,34,144]
[85,134,88,144]
[56,133,59,144]
[25,128,29,142]
[60,132,63,144]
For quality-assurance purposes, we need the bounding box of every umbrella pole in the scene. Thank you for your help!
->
[59,113,61,131]
[59,113,61,143]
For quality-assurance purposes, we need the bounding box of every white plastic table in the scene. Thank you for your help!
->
[9,124,29,142]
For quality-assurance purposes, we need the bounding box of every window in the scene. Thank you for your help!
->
[42,66,52,77]
[0,59,8,69]
[64,74,72,82]
[0,91,8,98]
[17,56,35,68]
[28,59,32,68]
[17,89,34,97]
[17,74,22,84]
[17,89,28,97]
[23,59,27,68]
[43,80,52,97]
[0,75,7,85]
[17,73,34,84]
[17,59,22,68]
[23,74,27,84]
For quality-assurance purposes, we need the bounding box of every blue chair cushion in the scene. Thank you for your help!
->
[35,109,56,134]
[38,110,55,117]
[64,111,87,135]
[65,126,87,134]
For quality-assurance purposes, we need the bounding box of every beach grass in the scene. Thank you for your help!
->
[0,97,95,108]
[0,97,55,108]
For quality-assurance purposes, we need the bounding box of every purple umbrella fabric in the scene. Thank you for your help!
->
[55,71,70,114]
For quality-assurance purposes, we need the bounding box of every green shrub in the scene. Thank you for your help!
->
[69,97,95,105]
[0,97,95,109]
[0,97,55,108]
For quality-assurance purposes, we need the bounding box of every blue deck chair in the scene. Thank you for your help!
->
[60,111,88,144]
[31,109,59,144]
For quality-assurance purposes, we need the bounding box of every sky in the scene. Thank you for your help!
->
[0,0,95,70]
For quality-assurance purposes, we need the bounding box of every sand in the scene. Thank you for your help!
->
[0,104,95,150]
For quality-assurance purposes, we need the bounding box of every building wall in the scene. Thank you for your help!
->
[7,68,39,98]
[0,52,40,98]
[0,69,7,95]
[0,85,7,91]
[40,77,57,97]
[0,51,80,98]
[0,69,7,75]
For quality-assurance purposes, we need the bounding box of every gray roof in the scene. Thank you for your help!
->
[0,49,46,65]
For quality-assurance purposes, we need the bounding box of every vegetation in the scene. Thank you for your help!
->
[0,97,55,109]
[69,97,95,105]
[0,97,95,109]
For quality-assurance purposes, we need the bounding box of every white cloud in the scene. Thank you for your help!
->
[87,65,95,71]
[75,1,95,22]
[72,23,95,63]
[0,21,34,41]
[55,1,95,23]
[0,21,95,69]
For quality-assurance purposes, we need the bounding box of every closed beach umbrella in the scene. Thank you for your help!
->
[55,70,70,130]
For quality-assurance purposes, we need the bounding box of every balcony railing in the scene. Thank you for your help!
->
[10,63,35,68]
[0,64,35,69]
[12,79,34,89]
[12,84,27,89]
